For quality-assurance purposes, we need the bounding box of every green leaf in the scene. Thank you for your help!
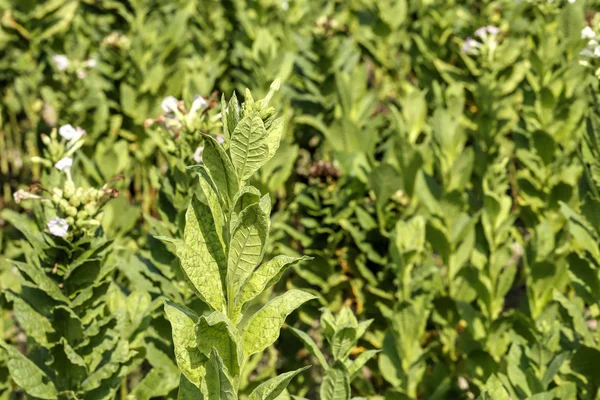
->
[160,196,226,311]
[204,136,239,210]
[265,116,284,161]
[237,256,312,308]
[12,260,69,303]
[4,291,54,346]
[195,311,242,378]
[204,349,237,400]
[178,374,205,400]
[346,349,379,378]
[230,111,269,183]
[320,361,350,400]
[225,92,241,142]
[0,341,58,399]
[570,345,600,385]
[248,366,310,400]
[164,302,207,387]
[331,326,357,361]
[289,327,328,369]
[197,165,227,249]
[242,290,317,357]
[228,203,269,299]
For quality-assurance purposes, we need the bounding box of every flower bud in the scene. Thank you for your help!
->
[84,203,98,216]
[66,206,78,217]
[85,188,97,203]
[77,210,89,220]
[59,199,70,210]
[64,180,75,199]
[65,216,75,225]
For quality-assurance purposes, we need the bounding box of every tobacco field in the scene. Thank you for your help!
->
[1,0,600,399]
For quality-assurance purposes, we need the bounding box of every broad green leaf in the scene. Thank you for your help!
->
[161,196,226,311]
[228,203,269,299]
[320,361,350,400]
[0,341,58,399]
[229,111,269,183]
[197,165,227,249]
[231,186,262,229]
[204,136,239,209]
[12,260,69,303]
[204,349,237,400]
[195,311,242,378]
[178,374,205,400]
[164,302,207,387]
[265,116,284,160]
[289,326,328,369]
[242,290,317,357]
[4,291,54,346]
[248,366,310,400]
[0,210,49,252]
[331,326,357,361]
[237,256,312,308]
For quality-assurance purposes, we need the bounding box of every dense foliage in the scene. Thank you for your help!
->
[2,0,600,398]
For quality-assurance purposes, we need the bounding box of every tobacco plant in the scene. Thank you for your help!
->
[161,80,316,398]
[290,307,378,399]
[0,143,155,399]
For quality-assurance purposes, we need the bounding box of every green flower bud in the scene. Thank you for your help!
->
[84,203,98,216]
[77,210,89,220]
[85,188,97,203]
[87,219,101,227]
[66,206,78,217]
[65,216,75,225]
[59,199,70,210]
[52,194,62,205]
[63,180,75,199]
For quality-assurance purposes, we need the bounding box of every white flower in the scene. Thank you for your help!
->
[462,37,481,55]
[161,96,179,113]
[76,69,87,79]
[47,217,69,238]
[486,26,500,36]
[457,377,469,390]
[216,135,225,144]
[595,46,600,58]
[13,189,42,204]
[59,124,85,142]
[86,58,97,68]
[474,27,488,40]
[189,95,208,116]
[281,0,289,10]
[52,54,69,71]
[568,0,576,3]
[193,146,204,163]
[55,157,73,171]
[581,48,595,58]
[582,26,596,40]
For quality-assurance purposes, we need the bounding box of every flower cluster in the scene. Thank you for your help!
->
[462,26,501,59]
[14,175,120,239]
[52,54,97,79]
[144,93,223,163]
[31,124,86,169]
[15,123,121,239]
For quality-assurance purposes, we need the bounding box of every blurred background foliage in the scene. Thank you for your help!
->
[2,0,600,398]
